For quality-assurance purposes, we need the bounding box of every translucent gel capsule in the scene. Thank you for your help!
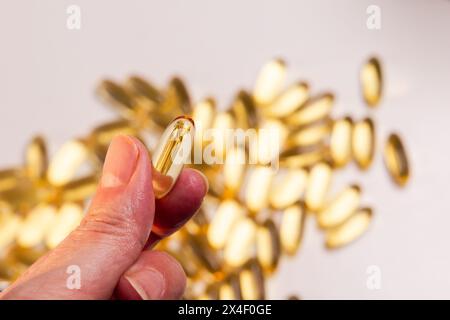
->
[207,200,244,249]
[245,166,274,213]
[352,118,375,170]
[263,82,309,118]
[253,58,286,105]
[249,119,288,165]
[47,139,89,186]
[58,175,98,203]
[0,168,24,192]
[325,207,372,249]
[360,57,382,107]
[286,119,331,148]
[280,203,306,255]
[231,90,258,129]
[224,217,257,268]
[304,162,332,211]
[192,98,216,148]
[97,80,136,119]
[0,204,22,250]
[187,233,222,274]
[17,204,57,248]
[330,117,353,168]
[25,136,48,181]
[384,133,410,186]
[256,219,281,273]
[157,77,191,127]
[287,93,334,127]
[269,168,308,209]
[45,202,84,249]
[318,185,361,229]
[280,145,328,169]
[223,147,246,197]
[151,116,195,199]
[239,260,265,300]
[209,112,235,160]
[219,275,241,300]
[125,76,162,107]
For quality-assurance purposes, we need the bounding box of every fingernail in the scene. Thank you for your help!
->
[125,267,165,300]
[101,135,139,188]
[193,169,209,195]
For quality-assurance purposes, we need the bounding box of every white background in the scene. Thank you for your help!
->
[0,0,449,299]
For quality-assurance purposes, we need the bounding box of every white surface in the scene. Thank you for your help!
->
[1,0,450,299]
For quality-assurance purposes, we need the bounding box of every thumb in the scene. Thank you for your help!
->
[1,135,155,299]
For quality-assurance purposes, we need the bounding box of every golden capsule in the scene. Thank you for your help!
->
[269,168,308,209]
[207,200,244,249]
[12,243,47,265]
[245,166,273,213]
[352,118,375,169]
[58,175,98,203]
[239,260,265,300]
[286,119,331,148]
[286,93,334,127]
[325,207,372,249]
[97,80,136,119]
[223,147,246,197]
[360,57,382,107]
[384,133,410,186]
[304,162,332,211]
[192,98,216,149]
[219,275,241,300]
[207,112,235,160]
[90,120,137,147]
[125,75,162,108]
[224,217,257,268]
[249,119,288,165]
[47,139,89,186]
[280,203,306,255]
[263,82,309,118]
[0,206,22,250]
[330,117,353,168]
[25,136,48,181]
[256,219,281,273]
[0,254,27,281]
[17,204,57,248]
[45,202,84,249]
[231,90,258,129]
[318,185,361,229]
[279,145,328,169]
[152,116,195,199]
[187,233,222,274]
[253,58,286,105]
[0,168,25,193]
[156,77,191,126]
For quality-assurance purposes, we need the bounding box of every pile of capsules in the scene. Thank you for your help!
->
[0,57,410,299]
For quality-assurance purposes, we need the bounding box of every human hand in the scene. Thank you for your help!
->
[0,135,207,300]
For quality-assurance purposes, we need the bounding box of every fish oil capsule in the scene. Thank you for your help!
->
[249,119,288,165]
[231,90,258,129]
[239,260,265,300]
[384,133,410,186]
[280,203,306,255]
[318,185,361,229]
[156,77,191,127]
[286,93,334,127]
[219,275,241,300]
[325,207,372,249]
[97,80,136,119]
[330,117,353,168]
[269,168,308,209]
[25,136,48,181]
[279,145,328,169]
[263,82,309,118]
[360,57,382,107]
[286,119,331,148]
[0,204,22,250]
[192,98,216,149]
[47,139,90,186]
[253,58,286,105]
[209,112,235,160]
[223,147,246,197]
[58,175,98,203]
[352,118,375,169]
[256,219,281,273]
[305,162,332,211]
[45,202,84,249]
[0,168,24,193]
[224,217,257,268]
[245,166,274,213]
[125,76,162,107]
[151,116,195,199]
[17,204,57,248]
[207,200,244,249]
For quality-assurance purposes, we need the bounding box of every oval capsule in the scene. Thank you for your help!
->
[325,207,372,249]
[245,166,273,213]
[192,98,216,149]
[352,118,375,170]
[17,204,57,248]
[280,203,306,255]
[207,200,244,249]
[239,260,265,300]
[253,58,286,105]
[231,90,258,129]
[280,145,328,169]
[269,168,308,209]
[287,93,334,127]
[0,205,22,250]
[263,82,309,118]
[256,219,281,273]
[304,162,333,212]
[330,117,353,168]
[318,185,361,229]
[25,136,48,181]
[286,119,331,149]
[45,202,84,249]
[152,116,195,199]
[360,57,382,107]
[384,133,410,186]
[156,77,191,126]
[224,217,257,268]
[223,147,246,197]
[97,80,136,119]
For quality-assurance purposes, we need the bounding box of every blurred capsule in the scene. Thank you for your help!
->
[0,204,22,250]
[269,169,308,209]
[12,243,47,265]
[330,117,353,168]
[305,162,332,212]
[97,80,136,119]
[280,203,306,255]
[219,275,241,300]
[325,207,372,249]
[17,204,57,248]
[286,119,331,148]
[0,168,24,193]
[125,76,162,108]
[208,112,234,161]
[47,139,89,186]
[249,119,288,165]
[207,200,244,249]
[58,175,98,203]
[287,93,334,127]
[187,233,222,274]
[318,185,361,229]
[89,120,137,147]
[224,217,257,268]
[253,58,286,105]
[263,82,309,118]
[0,254,27,281]
[152,116,194,199]
[245,166,273,213]
[156,77,191,126]
[192,98,216,149]
[384,133,410,186]
[280,145,328,169]
[256,219,281,273]
[352,118,375,170]
[360,57,382,107]
[25,136,48,181]
[239,260,265,300]
[223,147,246,197]
[45,202,84,249]
[231,90,258,129]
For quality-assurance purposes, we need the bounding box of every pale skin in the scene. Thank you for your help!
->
[0,135,208,300]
